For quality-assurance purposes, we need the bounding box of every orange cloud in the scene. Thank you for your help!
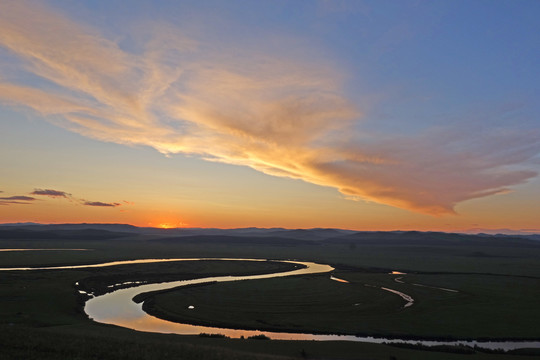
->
[0,1,538,215]
[0,195,37,205]
[83,201,121,208]
[31,189,71,198]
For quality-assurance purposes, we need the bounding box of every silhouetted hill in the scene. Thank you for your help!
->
[0,228,132,240]
[0,224,357,240]
[1,223,538,245]
[151,235,317,246]
[260,228,354,240]
[0,223,140,232]
[323,231,540,248]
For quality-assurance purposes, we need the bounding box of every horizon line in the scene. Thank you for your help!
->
[0,222,539,236]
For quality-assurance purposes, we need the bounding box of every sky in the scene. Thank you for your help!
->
[0,0,539,231]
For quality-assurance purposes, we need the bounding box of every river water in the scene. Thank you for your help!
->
[2,256,539,350]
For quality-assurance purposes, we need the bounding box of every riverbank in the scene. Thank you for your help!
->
[3,229,540,359]
[138,269,540,343]
[2,323,538,360]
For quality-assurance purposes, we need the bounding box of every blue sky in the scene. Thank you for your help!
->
[0,0,539,231]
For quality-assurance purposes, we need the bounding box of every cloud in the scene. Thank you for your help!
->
[31,188,71,198]
[0,195,36,205]
[0,1,538,215]
[29,187,126,208]
[83,201,121,207]
[0,187,127,208]
[0,195,36,201]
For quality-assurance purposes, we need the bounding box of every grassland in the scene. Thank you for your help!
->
[1,227,540,359]
[144,271,540,339]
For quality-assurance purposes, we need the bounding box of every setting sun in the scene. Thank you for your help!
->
[156,221,188,229]
[0,0,539,233]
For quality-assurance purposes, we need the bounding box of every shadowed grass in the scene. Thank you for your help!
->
[144,271,540,339]
[1,231,540,359]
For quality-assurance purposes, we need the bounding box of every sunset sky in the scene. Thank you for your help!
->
[1,0,539,232]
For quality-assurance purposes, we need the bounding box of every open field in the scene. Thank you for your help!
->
[145,271,540,339]
[1,226,540,359]
[5,323,539,360]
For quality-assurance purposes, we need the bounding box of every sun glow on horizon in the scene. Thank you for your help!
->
[0,1,538,231]
[155,221,189,229]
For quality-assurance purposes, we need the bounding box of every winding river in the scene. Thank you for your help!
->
[2,256,539,350]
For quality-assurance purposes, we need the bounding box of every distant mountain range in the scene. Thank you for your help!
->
[0,222,538,242]
[460,228,540,236]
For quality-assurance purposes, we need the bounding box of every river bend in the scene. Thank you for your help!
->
[2,256,539,350]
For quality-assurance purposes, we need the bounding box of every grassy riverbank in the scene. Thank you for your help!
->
[2,323,538,360]
[142,270,540,340]
[1,227,540,359]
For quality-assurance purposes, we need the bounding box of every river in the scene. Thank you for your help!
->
[2,256,539,350]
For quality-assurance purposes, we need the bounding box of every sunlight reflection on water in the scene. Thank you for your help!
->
[2,257,538,350]
[83,259,540,350]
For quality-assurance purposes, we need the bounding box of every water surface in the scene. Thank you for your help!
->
[2,257,538,350]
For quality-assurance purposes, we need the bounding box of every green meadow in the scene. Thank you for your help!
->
[1,228,540,359]
[144,272,540,339]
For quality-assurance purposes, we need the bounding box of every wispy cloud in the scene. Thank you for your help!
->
[83,201,121,208]
[0,196,36,201]
[0,195,36,205]
[0,1,538,215]
[0,186,128,209]
[31,188,71,198]
[31,187,126,209]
